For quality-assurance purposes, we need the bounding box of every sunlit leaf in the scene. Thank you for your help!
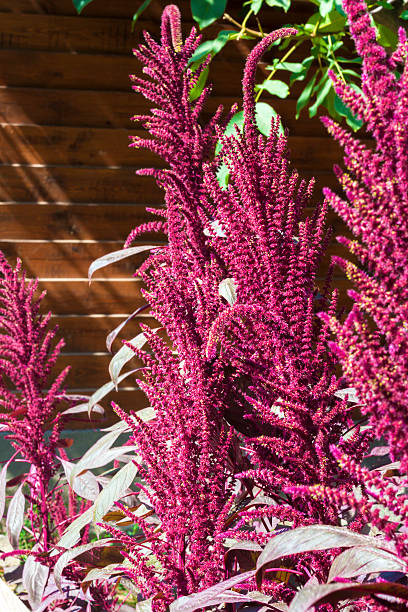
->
[0,456,14,523]
[88,245,156,282]
[93,460,138,522]
[56,506,94,549]
[328,546,407,582]
[109,329,159,388]
[54,539,114,591]
[288,581,408,611]
[255,79,289,98]
[189,30,235,64]
[265,0,291,12]
[256,525,394,574]
[70,429,124,484]
[72,0,93,13]
[59,458,100,501]
[6,485,25,549]
[169,570,255,612]
[22,555,49,609]
[87,368,141,417]
[0,577,30,610]
[219,278,237,305]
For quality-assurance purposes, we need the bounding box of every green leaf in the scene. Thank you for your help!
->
[309,72,332,117]
[305,10,346,33]
[250,0,264,13]
[255,102,282,135]
[271,61,303,73]
[296,73,317,118]
[375,22,398,49]
[255,79,289,98]
[401,9,408,19]
[319,0,335,18]
[334,87,363,131]
[189,66,210,102]
[189,30,235,64]
[132,0,153,30]
[72,0,93,13]
[190,0,227,29]
[265,0,291,11]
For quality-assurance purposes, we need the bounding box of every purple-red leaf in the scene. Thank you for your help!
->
[288,581,408,611]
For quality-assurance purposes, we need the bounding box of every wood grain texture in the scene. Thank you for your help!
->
[0,240,161,278]
[0,124,159,167]
[0,166,162,203]
[0,203,161,240]
[52,314,158,352]
[0,123,345,170]
[37,278,144,314]
[0,88,331,137]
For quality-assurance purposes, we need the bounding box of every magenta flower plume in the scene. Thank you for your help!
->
[104,5,375,605]
[0,254,68,503]
[322,0,408,470]
[201,28,370,527]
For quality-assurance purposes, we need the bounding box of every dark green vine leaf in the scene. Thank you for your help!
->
[309,72,332,117]
[375,22,398,49]
[189,66,210,102]
[191,0,228,29]
[334,90,363,131]
[72,0,94,13]
[296,73,317,118]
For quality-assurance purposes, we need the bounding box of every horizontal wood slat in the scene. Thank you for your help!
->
[0,124,158,167]
[38,278,143,314]
[55,352,141,388]
[38,273,352,316]
[0,235,354,280]
[0,203,158,240]
[0,123,344,170]
[53,314,157,352]
[0,88,332,137]
[0,14,140,55]
[0,240,158,278]
[0,166,162,203]
[0,165,340,203]
[0,49,264,95]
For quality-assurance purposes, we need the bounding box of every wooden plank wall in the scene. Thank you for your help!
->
[0,0,349,424]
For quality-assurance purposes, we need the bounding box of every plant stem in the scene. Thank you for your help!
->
[255,38,304,103]
[223,13,263,38]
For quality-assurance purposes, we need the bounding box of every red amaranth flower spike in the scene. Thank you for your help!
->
[323,0,408,472]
